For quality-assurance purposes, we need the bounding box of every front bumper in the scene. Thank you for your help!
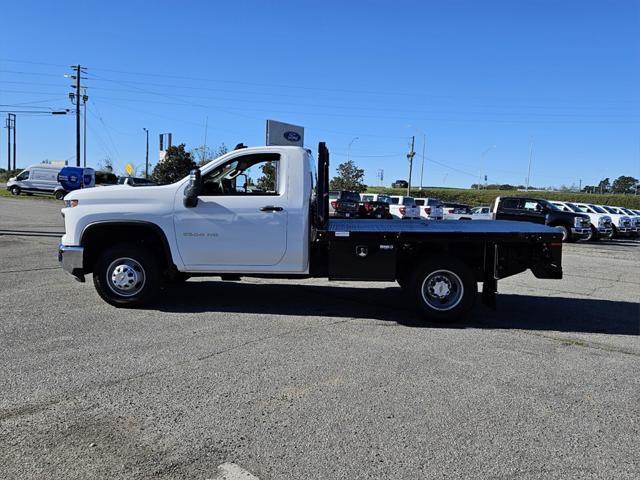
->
[571,227,590,238]
[597,227,612,236]
[58,244,85,282]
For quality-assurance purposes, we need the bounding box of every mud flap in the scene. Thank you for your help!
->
[482,276,497,309]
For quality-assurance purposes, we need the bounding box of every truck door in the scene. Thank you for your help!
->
[174,152,288,268]
[521,200,546,224]
[496,197,524,221]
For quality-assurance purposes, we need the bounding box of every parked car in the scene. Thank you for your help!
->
[328,190,360,218]
[551,201,612,241]
[7,164,69,200]
[441,202,472,220]
[391,179,408,189]
[606,206,640,237]
[470,206,492,219]
[492,196,590,242]
[389,195,421,219]
[117,176,156,186]
[414,198,445,220]
[587,204,634,238]
[359,193,392,219]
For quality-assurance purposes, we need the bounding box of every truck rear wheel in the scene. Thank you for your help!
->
[93,244,161,308]
[409,256,477,322]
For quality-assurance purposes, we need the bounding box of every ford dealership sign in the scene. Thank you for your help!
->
[266,119,304,146]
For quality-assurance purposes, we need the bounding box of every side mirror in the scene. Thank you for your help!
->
[183,169,203,208]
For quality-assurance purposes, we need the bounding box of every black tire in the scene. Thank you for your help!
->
[555,225,571,243]
[93,244,162,307]
[408,256,477,322]
[611,225,619,239]
[586,226,599,242]
[10,186,20,196]
[54,190,67,200]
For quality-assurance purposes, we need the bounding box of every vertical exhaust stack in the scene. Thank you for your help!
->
[316,142,330,228]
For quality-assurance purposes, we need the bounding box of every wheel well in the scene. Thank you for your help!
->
[396,242,485,282]
[81,222,175,274]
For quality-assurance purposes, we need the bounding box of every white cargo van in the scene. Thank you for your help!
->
[7,164,68,199]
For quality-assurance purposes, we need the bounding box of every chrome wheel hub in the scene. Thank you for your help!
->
[107,258,145,297]
[421,270,464,311]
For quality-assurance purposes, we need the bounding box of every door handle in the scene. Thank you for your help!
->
[260,206,283,212]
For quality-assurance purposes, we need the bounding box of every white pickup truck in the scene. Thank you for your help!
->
[551,201,612,241]
[59,144,563,321]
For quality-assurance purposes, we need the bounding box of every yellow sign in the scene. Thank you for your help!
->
[125,163,134,176]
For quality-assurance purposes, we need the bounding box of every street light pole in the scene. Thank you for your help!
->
[348,137,359,162]
[143,128,149,178]
[82,91,88,168]
[479,145,496,189]
[420,134,426,190]
[407,136,415,196]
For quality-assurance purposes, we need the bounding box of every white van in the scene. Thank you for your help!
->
[7,164,68,200]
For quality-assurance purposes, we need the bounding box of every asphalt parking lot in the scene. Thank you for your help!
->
[1,196,639,480]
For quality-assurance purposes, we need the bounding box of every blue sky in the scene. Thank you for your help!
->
[1,0,638,188]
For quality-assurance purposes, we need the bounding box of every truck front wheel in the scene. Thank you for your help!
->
[409,257,477,322]
[555,225,571,242]
[93,244,161,308]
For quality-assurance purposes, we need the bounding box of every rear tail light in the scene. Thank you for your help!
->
[364,202,372,211]
[331,201,337,208]
[424,207,431,215]
[399,207,406,216]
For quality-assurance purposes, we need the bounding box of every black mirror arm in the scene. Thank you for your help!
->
[184,169,203,208]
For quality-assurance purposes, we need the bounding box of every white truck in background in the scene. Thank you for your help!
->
[551,201,612,241]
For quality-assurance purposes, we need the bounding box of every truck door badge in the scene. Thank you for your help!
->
[356,246,368,257]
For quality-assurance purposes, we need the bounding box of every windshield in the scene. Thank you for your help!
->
[539,199,560,211]
[589,204,607,213]
[377,195,391,204]
[602,206,617,214]
[342,192,360,202]
[402,197,415,206]
[564,203,582,213]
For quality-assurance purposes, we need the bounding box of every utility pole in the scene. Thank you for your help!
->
[420,134,426,190]
[143,128,149,178]
[5,114,16,171]
[407,135,415,196]
[526,141,534,191]
[68,65,87,167]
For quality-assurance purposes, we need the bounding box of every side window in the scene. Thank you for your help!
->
[390,197,399,204]
[500,198,521,209]
[523,201,540,211]
[17,171,30,180]
[361,195,373,202]
[200,153,280,196]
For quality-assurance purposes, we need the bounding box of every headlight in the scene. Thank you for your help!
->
[64,199,79,208]
[574,216,589,228]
